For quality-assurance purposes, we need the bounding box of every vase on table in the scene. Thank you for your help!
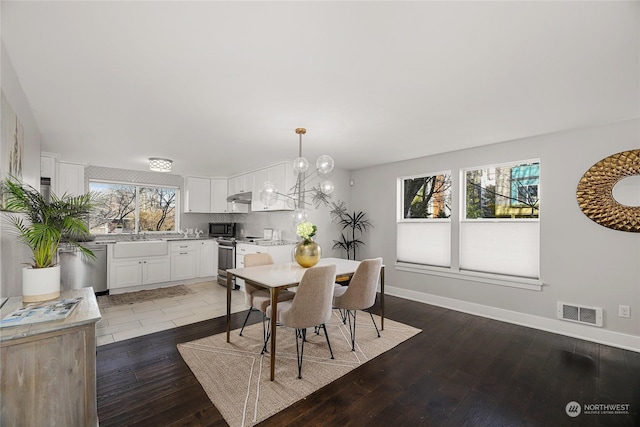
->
[294,238,321,268]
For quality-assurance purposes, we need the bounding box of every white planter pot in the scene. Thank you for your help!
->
[22,265,61,303]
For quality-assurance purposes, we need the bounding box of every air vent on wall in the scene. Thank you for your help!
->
[557,302,603,327]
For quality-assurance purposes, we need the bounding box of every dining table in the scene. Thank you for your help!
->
[226,257,385,381]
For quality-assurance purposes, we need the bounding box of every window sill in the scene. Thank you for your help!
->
[394,262,543,291]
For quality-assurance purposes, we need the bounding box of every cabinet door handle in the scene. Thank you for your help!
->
[180,252,188,255]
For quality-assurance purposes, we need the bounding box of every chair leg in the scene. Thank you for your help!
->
[261,314,270,354]
[367,310,381,338]
[339,308,347,324]
[320,323,334,359]
[346,309,357,351]
[294,328,307,379]
[239,307,254,336]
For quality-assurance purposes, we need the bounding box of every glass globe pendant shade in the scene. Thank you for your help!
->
[260,182,278,206]
[292,208,308,226]
[293,157,309,173]
[319,180,334,195]
[316,155,335,176]
[285,196,296,210]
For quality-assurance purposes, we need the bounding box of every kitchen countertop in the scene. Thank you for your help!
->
[93,235,214,244]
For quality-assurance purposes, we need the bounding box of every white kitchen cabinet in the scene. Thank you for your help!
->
[198,240,217,277]
[170,241,199,281]
[251,162,295,211]
[210,179,228,213]
[57,161,85,196]
[212,178,248,213]
[228,173,252,195]
[40,153,57,179]
[109,256,171,290]
[184,176,211,213]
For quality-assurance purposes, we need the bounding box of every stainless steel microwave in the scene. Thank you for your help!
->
[209,222,236,238]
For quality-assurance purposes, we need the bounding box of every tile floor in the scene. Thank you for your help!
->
[96,281,248,346]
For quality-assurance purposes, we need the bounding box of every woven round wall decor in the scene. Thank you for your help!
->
[576,149,640,232]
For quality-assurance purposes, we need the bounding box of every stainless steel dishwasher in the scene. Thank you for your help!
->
[59,242,108,294]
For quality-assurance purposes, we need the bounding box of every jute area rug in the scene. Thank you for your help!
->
[178,310,421,427]
[97,285,193,309]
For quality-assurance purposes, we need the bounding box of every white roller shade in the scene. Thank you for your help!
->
[397,222,451,267]
[460,221,539,279]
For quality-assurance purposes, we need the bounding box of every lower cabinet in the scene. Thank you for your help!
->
[107,240,218,291]
[171,251,198,280]
[170,241,199,281]
[109,256,171,289]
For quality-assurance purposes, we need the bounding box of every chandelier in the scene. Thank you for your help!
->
[260,128,335,224]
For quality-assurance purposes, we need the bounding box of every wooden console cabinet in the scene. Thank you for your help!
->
[0,288,101,426]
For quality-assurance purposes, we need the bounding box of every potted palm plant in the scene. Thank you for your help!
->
[330,201,372,260]
[1,176,102,302]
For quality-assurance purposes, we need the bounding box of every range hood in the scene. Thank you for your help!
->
[226,191,252,204]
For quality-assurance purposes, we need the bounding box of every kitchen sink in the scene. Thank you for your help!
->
[112,240,168,258]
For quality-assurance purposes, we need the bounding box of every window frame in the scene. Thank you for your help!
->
[89,179,181,235]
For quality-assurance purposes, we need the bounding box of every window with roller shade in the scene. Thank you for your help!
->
[461,160,540,278]
[396,160,540,281]
[397,172,452,267]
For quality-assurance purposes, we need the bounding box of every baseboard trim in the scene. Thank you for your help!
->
[385,285,640,353]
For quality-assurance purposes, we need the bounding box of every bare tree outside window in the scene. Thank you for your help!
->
[89,182,177,234]
[402,173,451,219]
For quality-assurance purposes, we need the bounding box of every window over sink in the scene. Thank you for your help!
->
[89,181,178,234]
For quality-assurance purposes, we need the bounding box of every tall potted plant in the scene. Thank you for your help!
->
[1,176,102,302]
[330,201,372,260]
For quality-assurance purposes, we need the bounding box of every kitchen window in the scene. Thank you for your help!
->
[89,181,178,234]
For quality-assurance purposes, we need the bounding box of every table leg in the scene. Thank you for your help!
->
[269,287,279,381]
[226,274,232,343]
[380,266,385,331]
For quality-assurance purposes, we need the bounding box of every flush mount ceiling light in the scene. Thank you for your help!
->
[149,157,172,173]
[260,128,335,225]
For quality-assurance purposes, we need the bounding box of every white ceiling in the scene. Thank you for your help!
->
[2,1,638,177]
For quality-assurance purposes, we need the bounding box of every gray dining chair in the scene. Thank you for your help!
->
[239,253,295,345]
[266,264,337,379]
[333,257,383,351]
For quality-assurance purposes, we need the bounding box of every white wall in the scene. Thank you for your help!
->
[1,43,42,298]
[351,119,640,350]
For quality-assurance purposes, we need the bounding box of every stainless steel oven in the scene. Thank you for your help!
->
[217,238,238,289]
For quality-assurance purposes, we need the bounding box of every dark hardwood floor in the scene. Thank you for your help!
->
[97,294,640,426]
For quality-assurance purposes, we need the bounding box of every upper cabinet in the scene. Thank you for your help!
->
[210,179,228,213]
[184,176,211,213]
[40,153,57,179]
[185,177,248,214]
[251,162,295,211]
[228,174,251,195]
[210,178,248,213]
[186,162,294,214]
[57,162,85,196]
